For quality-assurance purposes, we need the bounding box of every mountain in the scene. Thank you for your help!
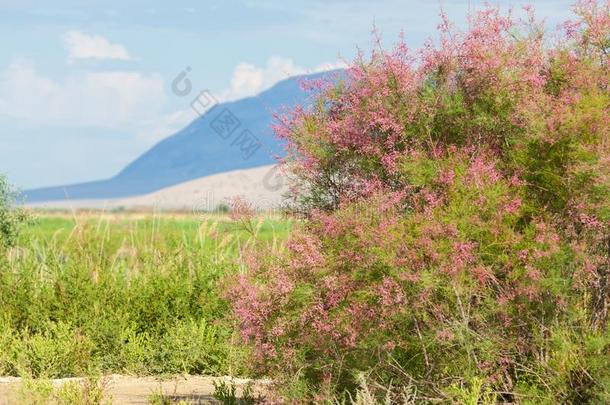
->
[25,165,286,211]
[24,70,338,203]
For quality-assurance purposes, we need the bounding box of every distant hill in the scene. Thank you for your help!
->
[24,70,339,202]
[24,165,286,211]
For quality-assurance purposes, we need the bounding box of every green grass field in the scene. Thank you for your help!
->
[0,212,292,380]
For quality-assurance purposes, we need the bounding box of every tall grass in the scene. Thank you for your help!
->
[0,212,291,379]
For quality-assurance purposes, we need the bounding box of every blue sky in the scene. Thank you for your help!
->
[0,0,575,189]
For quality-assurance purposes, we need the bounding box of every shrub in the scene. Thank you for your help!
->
[213,379,257,405]
[154,318,230,375]
[0,216,266,378]
[0,174,27,250]
[229,1,610,402]
[16,376,111,405]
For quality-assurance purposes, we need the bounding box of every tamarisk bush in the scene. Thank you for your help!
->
[229,1,609,402]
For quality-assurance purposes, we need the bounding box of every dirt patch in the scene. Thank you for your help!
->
[0,375,267,404]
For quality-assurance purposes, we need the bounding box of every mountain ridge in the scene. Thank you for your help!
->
[24,70,338,202]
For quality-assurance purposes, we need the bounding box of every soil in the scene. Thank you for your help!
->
[0,375,266,404]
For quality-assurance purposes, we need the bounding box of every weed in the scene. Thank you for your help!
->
[16,376,111,405]
[213,379,257,405]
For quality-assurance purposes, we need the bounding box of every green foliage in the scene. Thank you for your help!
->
[0,214,290,378]
[213,379,257,405]
[0,175,27,250]
[2,320,94,378]
[147,387,195,405]
[16,376,111,405]
[213,380,239,405]
[446,377,497,405]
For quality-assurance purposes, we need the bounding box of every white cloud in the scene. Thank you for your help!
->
[0,59,165,129]
[0,56,345,147]
[218,56,346,101]
[62,31,132,62]
[140,56,346,142]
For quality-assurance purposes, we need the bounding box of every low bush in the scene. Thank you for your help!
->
[0,175,27,251]
[0,215,287,378]
[16,376,111,405]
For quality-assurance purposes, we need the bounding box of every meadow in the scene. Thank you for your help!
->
[0,212,291,380]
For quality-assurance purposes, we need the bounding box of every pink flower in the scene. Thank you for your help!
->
[229,196,254,222]
[377,276,404,307]
[449,241,477,274]
[438,168,455,185]
[504,197,522,214]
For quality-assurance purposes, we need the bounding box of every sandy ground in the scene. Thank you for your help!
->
[25,165,288,211]
[0,375,267,404]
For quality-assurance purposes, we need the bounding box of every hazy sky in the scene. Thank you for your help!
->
[0,0,575,189]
